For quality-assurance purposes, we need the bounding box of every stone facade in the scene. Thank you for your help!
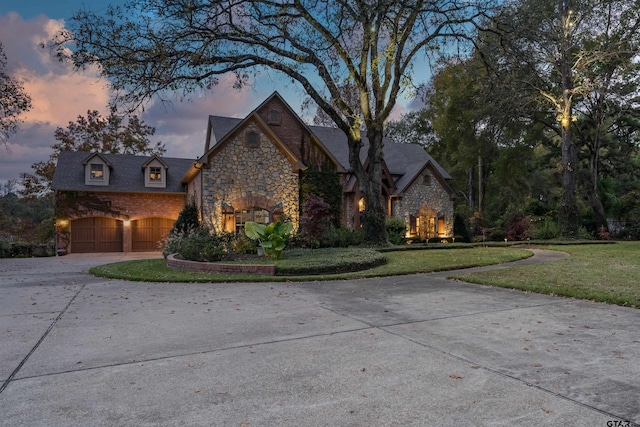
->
[200,121,300,232]
[391,167,454,238]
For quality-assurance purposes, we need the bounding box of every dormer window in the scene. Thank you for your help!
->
[268,109,281,125]
[143,155,168,188]
[149,167,162,182]
[83,153,111,186]
[90,164,104,180]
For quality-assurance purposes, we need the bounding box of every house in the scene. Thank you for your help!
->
[52,152,194,253]
[52,92,454,253]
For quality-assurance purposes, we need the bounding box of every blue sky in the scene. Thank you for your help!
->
[0,1,419,185]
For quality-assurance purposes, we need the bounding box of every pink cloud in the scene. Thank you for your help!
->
[0,13,262,181]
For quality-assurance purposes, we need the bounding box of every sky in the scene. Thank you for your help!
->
[0,1,419,186]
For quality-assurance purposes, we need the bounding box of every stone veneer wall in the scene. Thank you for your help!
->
[392,169,454,237]
[201,122,300,231]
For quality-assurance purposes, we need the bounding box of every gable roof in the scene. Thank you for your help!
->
[52,151,194,194]
[141,154,169,169]
[309,125,451,195]
[82,152,112,167]
[202,114,306,171]
[201,92,344,172]
[195,91,452,197]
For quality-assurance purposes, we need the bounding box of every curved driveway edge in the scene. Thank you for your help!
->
[0,250,637,426]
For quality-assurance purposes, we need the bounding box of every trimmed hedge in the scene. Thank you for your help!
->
[274,247,386,276]
[0,241,55,258]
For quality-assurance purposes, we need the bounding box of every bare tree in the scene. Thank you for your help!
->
[53,0,495,244]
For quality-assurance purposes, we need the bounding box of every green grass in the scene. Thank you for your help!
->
[90,246,532,283]
[89,242,640,307]
[449,242,640,307]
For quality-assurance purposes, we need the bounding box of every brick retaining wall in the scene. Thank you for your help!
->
[166,254,276,276]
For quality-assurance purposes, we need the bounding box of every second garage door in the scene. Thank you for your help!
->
[132,217,175,251]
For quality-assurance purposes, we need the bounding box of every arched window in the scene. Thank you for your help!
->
[246,131,259,147]
[235,208,270,234]
[268,109,281,125]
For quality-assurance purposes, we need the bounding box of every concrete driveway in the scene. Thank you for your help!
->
[0,250,638,426]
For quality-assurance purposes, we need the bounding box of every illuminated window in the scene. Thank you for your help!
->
[90,164,104,180]
[235,208,270,234]
[409,215,418,235]
[149,167,162,181]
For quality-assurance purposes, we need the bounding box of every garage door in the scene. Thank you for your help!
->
[132,217,175,251]
[71,217,123,253]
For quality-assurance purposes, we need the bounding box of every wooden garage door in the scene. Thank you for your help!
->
[132,217,175,251]
[71,217,123,253]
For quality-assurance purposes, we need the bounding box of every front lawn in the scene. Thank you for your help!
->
[90,246,532,283]
[450,242,640,307]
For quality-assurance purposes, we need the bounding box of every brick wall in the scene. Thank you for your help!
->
[166,254,276,275]
[57,191,185,253]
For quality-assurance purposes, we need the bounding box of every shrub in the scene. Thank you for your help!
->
[0,241,55,258]
[453,214,471,243]
[275,247,386,275]
[172,198,200,234]
[385,217,407,245]
[531,218,560,240]
[580,226,595,240]
[297,194,333,247]
[163,227,226,261]
[505,213,531,241]
[323,226,364,248]
[0,239,9,258]
[233,236,257,254]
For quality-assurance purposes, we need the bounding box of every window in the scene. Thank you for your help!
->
[235,208,270,234]
[268,109,281,125]
[149,167,162,182]
[409,215,418,236]
[90,164,104,180]
[246,131,259,147]
[423,174,431,185]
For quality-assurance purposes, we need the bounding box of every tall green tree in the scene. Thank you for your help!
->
[0,40,32,149]
[21,107,165,198]
[53,0,496,245]
[484,0,640,238]
[570,1,640,232]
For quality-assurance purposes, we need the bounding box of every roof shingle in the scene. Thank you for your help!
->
[52,151,194,193]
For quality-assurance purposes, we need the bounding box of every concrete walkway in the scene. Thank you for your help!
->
[0,249,638,426]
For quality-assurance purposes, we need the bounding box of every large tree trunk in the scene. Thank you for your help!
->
[362,127,388,245]
[586,97,609,235]
[557,0,579,239]
[559,124,579,238]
